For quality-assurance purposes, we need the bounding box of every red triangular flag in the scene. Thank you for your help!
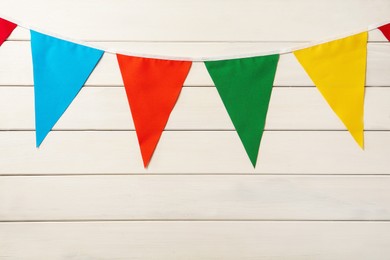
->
[379,23,390,41]
[0,18,17,46]
[117,55,192,167]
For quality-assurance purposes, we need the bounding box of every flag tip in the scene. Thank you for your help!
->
[142,157,151,169]
[249,157,257,168]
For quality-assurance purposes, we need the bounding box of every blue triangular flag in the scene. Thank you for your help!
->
[30,30,104,147]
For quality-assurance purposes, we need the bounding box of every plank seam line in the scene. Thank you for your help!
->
[5,40,390,43]
[1,219,390,223]
[1,174,390,177]
[0,85,389,88]
[0,129,388,132]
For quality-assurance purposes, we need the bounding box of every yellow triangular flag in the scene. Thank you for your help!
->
[293,32,367,148]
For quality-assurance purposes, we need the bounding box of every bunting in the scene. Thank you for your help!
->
[379,23,390,41]
[293,32,368,148]
[117,55,192,167]
[30,30,104,146]
[0,18,17,46]
[205,55,279,167]
[0,16,388,167]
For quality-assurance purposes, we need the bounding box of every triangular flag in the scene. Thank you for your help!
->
[30,30,104,146]
[293,32,367,148]
[0,18,17,46]
[379,23,390,41]
[205,55,279,167]
[116,55,192,167]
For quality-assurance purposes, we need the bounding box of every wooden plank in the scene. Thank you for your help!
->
[1,0,389,41]
[1,87,390,131]
[0,131,389,174]
[7,22,390,42]
[0,41,389,86]
[1,2,389,260]
[1,221,390,259]
[1,175,390,221]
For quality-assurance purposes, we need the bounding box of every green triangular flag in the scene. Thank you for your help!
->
[205,54,279,167]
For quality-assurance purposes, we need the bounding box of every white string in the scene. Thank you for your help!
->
[1,14,389,62]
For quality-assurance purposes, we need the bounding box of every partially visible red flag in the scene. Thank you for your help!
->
[117,55,192,167]
[378,23,390,41]
[0,18,17,46]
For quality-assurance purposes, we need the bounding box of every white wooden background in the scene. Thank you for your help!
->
[1,0,390,259]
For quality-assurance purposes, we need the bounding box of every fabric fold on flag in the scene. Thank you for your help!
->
[30,30,104,146]
[0,17,17,46]
[293,32,368,148]
[205,54,279,167]
[116,55,192,168]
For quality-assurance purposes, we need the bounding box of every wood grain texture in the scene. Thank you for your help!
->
[0,131,389,174]
[1,1,390,259]
[1,221,390,260]
[1,175,390,221]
